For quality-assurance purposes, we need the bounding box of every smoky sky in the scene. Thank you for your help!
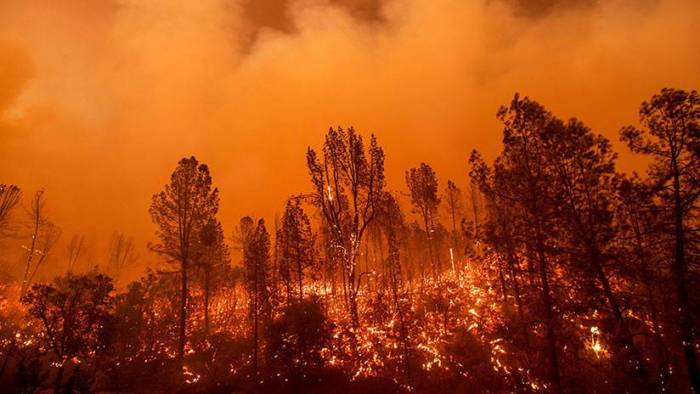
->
[242,0,600,48]
[0,0,698,281]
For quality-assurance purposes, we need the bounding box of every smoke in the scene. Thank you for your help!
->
[0,0,698,278]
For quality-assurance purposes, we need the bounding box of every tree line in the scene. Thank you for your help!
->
[0,87,698,393]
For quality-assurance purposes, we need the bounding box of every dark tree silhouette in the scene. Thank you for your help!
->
[3,88,700,394]
[197,219,229,336]
[22,271,115,390]
[470,154,527,323]
[621,88,700,392]
[65,234,85,272]
[541,117,649,387]
[108,231,136,287]
[467,181,483,256]
[616,175,672,390]
[266,296,331,389]
[379,192,412,381]
[471,94,563,392]
[276,198,315,303]
[149,156,219,369]
[112,271,181,389]
[243,218,272,381]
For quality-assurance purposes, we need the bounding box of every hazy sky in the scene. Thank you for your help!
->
[1,0,699,277]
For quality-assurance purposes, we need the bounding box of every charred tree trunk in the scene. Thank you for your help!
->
[179,258,188,368]
[449,198,459,261]
[632,215,670,390]
[534,223,562,393]
[297,239,304,302]
[671,161,700,392]
[423,214,437,282]
[587,243,649,384]
[21,202,41,297]
[252,263,259,382]
[498,262,508,304]
[204,268,211,336]
[505,247,525,323]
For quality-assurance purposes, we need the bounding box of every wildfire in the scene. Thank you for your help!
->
[0,258,634,391]
[587,326,607,359]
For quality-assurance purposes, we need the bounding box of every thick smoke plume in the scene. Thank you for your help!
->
[0,0,698,278]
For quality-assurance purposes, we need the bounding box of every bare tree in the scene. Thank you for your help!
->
[108,231,137,287]
[21,190,61,296]
[66,234,85,272]
[0,184,21,237]
[26,224,61,291]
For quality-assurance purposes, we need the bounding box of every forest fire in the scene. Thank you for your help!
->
[1,1,700,393]
[1,99,699,391]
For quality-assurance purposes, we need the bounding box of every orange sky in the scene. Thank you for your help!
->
[1,0,699,279]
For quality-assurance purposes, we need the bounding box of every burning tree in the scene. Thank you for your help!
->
[443,180,464,263]
[21,190,61,296]
[3,88,699,394]
[196,219,230,336]
[406,163,441,280]
[149,156,219,368]
[306,127,385,327]
[470,94,563,391]
[540,116,650,385]
[379,192,412,381]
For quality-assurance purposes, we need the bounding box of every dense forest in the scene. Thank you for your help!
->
[0,87,698,393]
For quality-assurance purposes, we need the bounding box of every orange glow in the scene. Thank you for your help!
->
[0,2,698,392]
[1,1,699,280]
